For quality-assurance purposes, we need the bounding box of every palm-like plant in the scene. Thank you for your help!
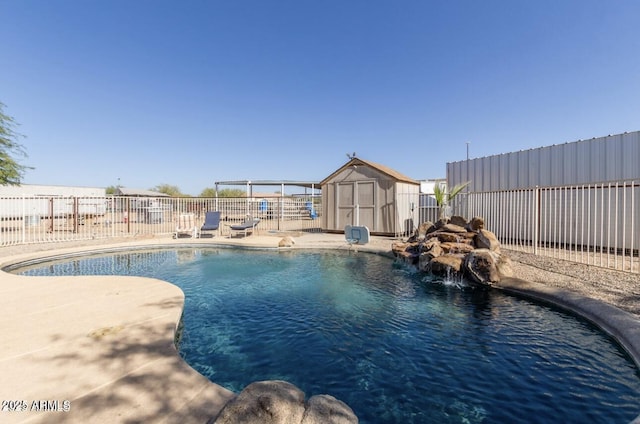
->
[433,181,470,220]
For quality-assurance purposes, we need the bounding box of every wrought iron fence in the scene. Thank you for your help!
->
[397,182,639,273]
[0,195,322,246]
[4,185,638,274]
[451,181,639,274]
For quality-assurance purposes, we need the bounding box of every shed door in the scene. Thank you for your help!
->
[336,181,375,230]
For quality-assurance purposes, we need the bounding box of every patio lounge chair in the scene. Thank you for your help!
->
[226,215,260,238]
[200,211,221,237]
[174,213,199,239]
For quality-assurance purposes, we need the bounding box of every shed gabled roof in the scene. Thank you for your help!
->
[320,158,419,186]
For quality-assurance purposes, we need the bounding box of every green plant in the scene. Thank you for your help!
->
[433,181,470,220]
[0,102,32,185]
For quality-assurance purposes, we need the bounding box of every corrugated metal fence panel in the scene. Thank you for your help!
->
[471,157,480,190]
[485,156,496,191]
[448,131,640,191]
[539,145,553,187]
[621,131,640,180]
[489,153,501,189]
[576,139,591,183]
[447,161,462,192]
[592,137,607,182]
[604,135,620,181]
[517,150,529,188]
[508,151,524,189]
[562,141,577,185]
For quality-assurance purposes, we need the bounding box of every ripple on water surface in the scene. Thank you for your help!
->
[17,248,640,424]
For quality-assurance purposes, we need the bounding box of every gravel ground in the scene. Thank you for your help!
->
[504,248,640,317]
[374,234,640,319]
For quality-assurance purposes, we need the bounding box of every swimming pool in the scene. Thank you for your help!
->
[16,248,640,423]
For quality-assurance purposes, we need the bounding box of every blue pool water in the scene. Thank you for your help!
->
[16,248,640,423]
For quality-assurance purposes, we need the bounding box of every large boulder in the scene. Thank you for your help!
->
[392,242,419,265]
[392,242,412,255]
[418,239,444,271]
[418,252,433,272]
[420,238,442,254]
[439,242,475,255]
[429,254,464,276]
[213,380,306,424]
[212,381,358,424]
[433,218,448,230]
[449,215,468,228]
[415,221,435,240]
[468,216,485,232]
[301,395,358,424]
[462,249,501,286]
[474,229,501,251]
[441,223,467,233]
[429,232,463,243]
[495,254,514,279]
[278,236,296,247]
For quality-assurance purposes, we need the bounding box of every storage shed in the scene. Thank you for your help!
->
[320,157,420,236]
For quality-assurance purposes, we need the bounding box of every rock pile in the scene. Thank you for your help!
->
[392,216,513,286]
[211,380,358,424]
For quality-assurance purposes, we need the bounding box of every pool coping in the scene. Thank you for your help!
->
[496,277,640,424]
[1,234,639,423]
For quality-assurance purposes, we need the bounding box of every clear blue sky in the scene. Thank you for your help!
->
[1,0,639,195]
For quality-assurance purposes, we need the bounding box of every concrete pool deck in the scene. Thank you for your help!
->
[0,233,373,423]
[1,232,639,423]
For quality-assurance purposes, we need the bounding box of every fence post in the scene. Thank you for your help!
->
[633,181,637,273]
[73,196,79,233]
[21,195,26,244]
[279,196,283,231]
[534,186,540,255]
[126,198,131,233]
[47,197,52,233]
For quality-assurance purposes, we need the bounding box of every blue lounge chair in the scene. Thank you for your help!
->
[226,215,260,238]
[305,201,318,219]
[200,211,221,237]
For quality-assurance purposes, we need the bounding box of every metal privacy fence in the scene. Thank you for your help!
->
[451,181,639,274]
[0,195,322,246]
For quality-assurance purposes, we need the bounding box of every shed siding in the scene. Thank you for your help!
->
[322,165,393,233]
[321,159,420,235]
